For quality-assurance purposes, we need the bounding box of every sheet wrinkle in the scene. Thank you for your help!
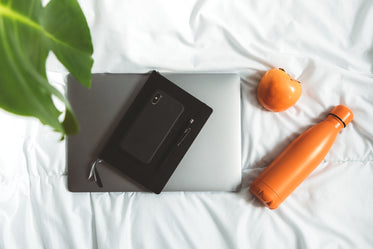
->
[22,142,49,248]
[170,211,202,249]
[304,216,357,248]
[220,28,272,68]
[22,139,34,196]
[247,33,371,76]
[198,198,236,248]
[188,0,207,42]
[89,193,99,249]
[278,205,346,248]
[123,195,135,249]
[349,2,373,45]
[354,122,373,142]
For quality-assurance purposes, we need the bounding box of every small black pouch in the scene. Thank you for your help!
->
[93,71,212,194]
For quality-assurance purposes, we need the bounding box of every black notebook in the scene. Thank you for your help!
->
[95,71,212,194]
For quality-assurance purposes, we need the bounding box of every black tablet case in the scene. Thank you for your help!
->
[96,71,212,194]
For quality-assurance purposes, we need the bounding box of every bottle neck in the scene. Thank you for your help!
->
[324,114,345,130]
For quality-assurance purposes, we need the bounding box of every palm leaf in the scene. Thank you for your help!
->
[0,0,93,136]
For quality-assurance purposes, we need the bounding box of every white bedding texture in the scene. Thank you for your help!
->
[1,0,373,248]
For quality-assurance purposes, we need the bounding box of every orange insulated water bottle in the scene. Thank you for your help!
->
[250,105,353,209]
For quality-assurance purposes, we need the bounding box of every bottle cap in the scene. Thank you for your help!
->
[329,105,353,128]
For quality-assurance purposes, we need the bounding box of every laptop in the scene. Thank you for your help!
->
[67,72,241,192]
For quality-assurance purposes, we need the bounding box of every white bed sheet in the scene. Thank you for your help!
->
[1,0,373,248]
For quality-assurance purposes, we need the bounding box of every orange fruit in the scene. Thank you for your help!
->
[257,68,302,112]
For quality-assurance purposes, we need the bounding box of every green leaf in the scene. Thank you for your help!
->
[41,0,93,88]
[0,0,93,136]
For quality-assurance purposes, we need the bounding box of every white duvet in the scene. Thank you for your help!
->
[1,0,373,248]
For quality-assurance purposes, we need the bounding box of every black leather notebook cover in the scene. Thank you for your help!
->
[98,71,212,194]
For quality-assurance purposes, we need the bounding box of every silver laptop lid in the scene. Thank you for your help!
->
[67,73,241,192]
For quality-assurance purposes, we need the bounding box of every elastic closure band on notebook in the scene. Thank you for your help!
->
[88,159,104,187]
